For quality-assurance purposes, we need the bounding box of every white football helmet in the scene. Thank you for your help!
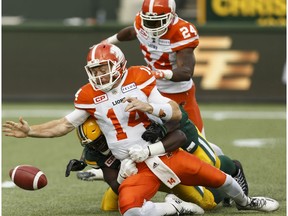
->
[85,43,127,92]
[140,0,176,38]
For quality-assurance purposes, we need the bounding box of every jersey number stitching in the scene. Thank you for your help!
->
[107,108,150,141]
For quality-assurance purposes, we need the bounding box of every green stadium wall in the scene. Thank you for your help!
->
[2,25,286,102]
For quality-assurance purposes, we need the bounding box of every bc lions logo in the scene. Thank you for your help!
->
[93,94,108,104]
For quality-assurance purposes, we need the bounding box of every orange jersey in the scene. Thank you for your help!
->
[134,13,199,93]
[74,66,170,160]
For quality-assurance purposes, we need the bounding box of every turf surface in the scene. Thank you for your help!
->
[2,103,286,215]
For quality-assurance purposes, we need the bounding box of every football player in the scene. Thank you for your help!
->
[66,116,222,211]
[102,0,204,136]
[68,104,249,211]
[102,0,241,205]
[3,43,279,215]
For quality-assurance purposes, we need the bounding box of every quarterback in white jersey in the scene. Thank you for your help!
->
[73,45,177,160]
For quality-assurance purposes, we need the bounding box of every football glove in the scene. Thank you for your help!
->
[142,121,168,143]
[117,158,138,184]
[129,145,150,163]
[65,159,87,177]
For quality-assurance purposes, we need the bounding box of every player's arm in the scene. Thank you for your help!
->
[173,47,196,81]
[129,127,187,162]
[123,96,181,122]
[3,109,89,138]
[153,47,196,82]
[3,116,74,138]
[103,158,138,194]
[103,26,137,44]
[102,167,120,194]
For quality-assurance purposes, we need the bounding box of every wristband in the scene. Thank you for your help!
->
[148,141,166,156]
[117,174,126,184]
[150,103,173,121]
[107,34,120,44]
[159,69,173,80]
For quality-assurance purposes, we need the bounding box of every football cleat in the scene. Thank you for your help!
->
[165,194,204,215]
[77,168,104,181]
[236,197,280,212]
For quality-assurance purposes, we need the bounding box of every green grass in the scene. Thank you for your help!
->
[2,103,286,216]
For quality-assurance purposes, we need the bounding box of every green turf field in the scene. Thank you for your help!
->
[2,103,286,216]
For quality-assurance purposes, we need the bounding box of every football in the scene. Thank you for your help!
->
[9,165,48,190]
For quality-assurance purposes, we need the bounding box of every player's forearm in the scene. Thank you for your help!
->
[28,117,74,138]
[170,66,194,81]
[146,130,186,156]
[161,130,187,152]
[170,48,196,82]
[106,26,136,44]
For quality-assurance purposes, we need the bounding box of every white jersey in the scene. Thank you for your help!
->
[73,66,170,160]
[134,14,199,93]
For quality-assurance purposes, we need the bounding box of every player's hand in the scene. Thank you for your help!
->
[151,69,173,80]
[3,117,30,138]
[151,70,165,79]
[123,97,153,113]
[117,158,138,184]
[65,159,87,177]
[129,145,150,162]
[142,121,168,143]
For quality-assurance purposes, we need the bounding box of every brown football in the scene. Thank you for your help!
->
[9,165,47,190]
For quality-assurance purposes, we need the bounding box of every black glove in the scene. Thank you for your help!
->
[65,159,87,177]
[142,121,167,143]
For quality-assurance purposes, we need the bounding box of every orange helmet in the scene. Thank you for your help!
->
[85,43,127,92]
[140,0,176,38]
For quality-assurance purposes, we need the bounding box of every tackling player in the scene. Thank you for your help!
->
[66,116,219,211]
[3,43,279,215]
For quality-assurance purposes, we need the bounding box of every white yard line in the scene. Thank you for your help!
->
[2,109,286,120]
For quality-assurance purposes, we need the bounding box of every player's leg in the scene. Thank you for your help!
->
[101,187,119,211]
[119,163,204,216]
[187,128,249,198]
[165,150,279,212]
[123,195,204,216]
[166,184,219,210]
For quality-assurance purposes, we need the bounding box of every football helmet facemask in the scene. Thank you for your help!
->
[140,0,176,38]
[85,43,127,92]
[76,116,109,154]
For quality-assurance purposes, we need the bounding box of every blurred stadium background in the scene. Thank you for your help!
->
[2,0,286,215]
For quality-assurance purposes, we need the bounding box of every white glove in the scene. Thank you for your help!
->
[117,158,138,184]
[129,145,150,163]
